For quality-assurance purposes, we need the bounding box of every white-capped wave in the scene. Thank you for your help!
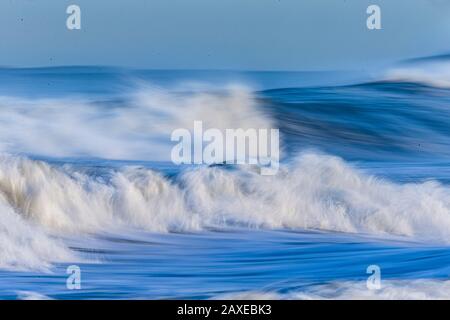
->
[384,58,450,89]
[0,84,273,160]
[0,194,74,271]
[182,153,450,240]
[216,279,450,300]
[0,154,192,234]
[1,151,450,271]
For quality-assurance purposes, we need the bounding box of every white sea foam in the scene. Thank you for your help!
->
[16,291,53,300]
[385,58,450,89]
[0,84,272,160]
[0,193,74,271]
[216,279,450,300]
[1,152,450,269]
[1,153,449,239]
[184,153,450,240]
[0,154,192,234]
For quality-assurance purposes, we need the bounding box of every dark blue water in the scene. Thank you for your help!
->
[0,59,449,299]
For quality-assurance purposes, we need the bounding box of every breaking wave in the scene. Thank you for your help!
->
[1,152,450,269]
[0,84,273,160]
[0,195,74,271]
[1,59,450,271]
[384,55,450,89]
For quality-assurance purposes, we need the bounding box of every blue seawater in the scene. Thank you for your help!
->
[0,57,450,299]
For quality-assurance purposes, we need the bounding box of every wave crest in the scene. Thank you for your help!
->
[0,84,272,160]
[0,153,450,243]
[384,57,450,89]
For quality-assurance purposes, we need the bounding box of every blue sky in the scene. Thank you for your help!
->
[1,0,449,70]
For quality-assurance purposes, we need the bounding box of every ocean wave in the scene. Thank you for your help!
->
[16,291,53,300]
[0,195,74,271]
[384,56,450,89]
[216,279,450,300]
[1,153,449,238]
[1,73,449,165]
[0,84,272,160]
[1,152,450,269]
